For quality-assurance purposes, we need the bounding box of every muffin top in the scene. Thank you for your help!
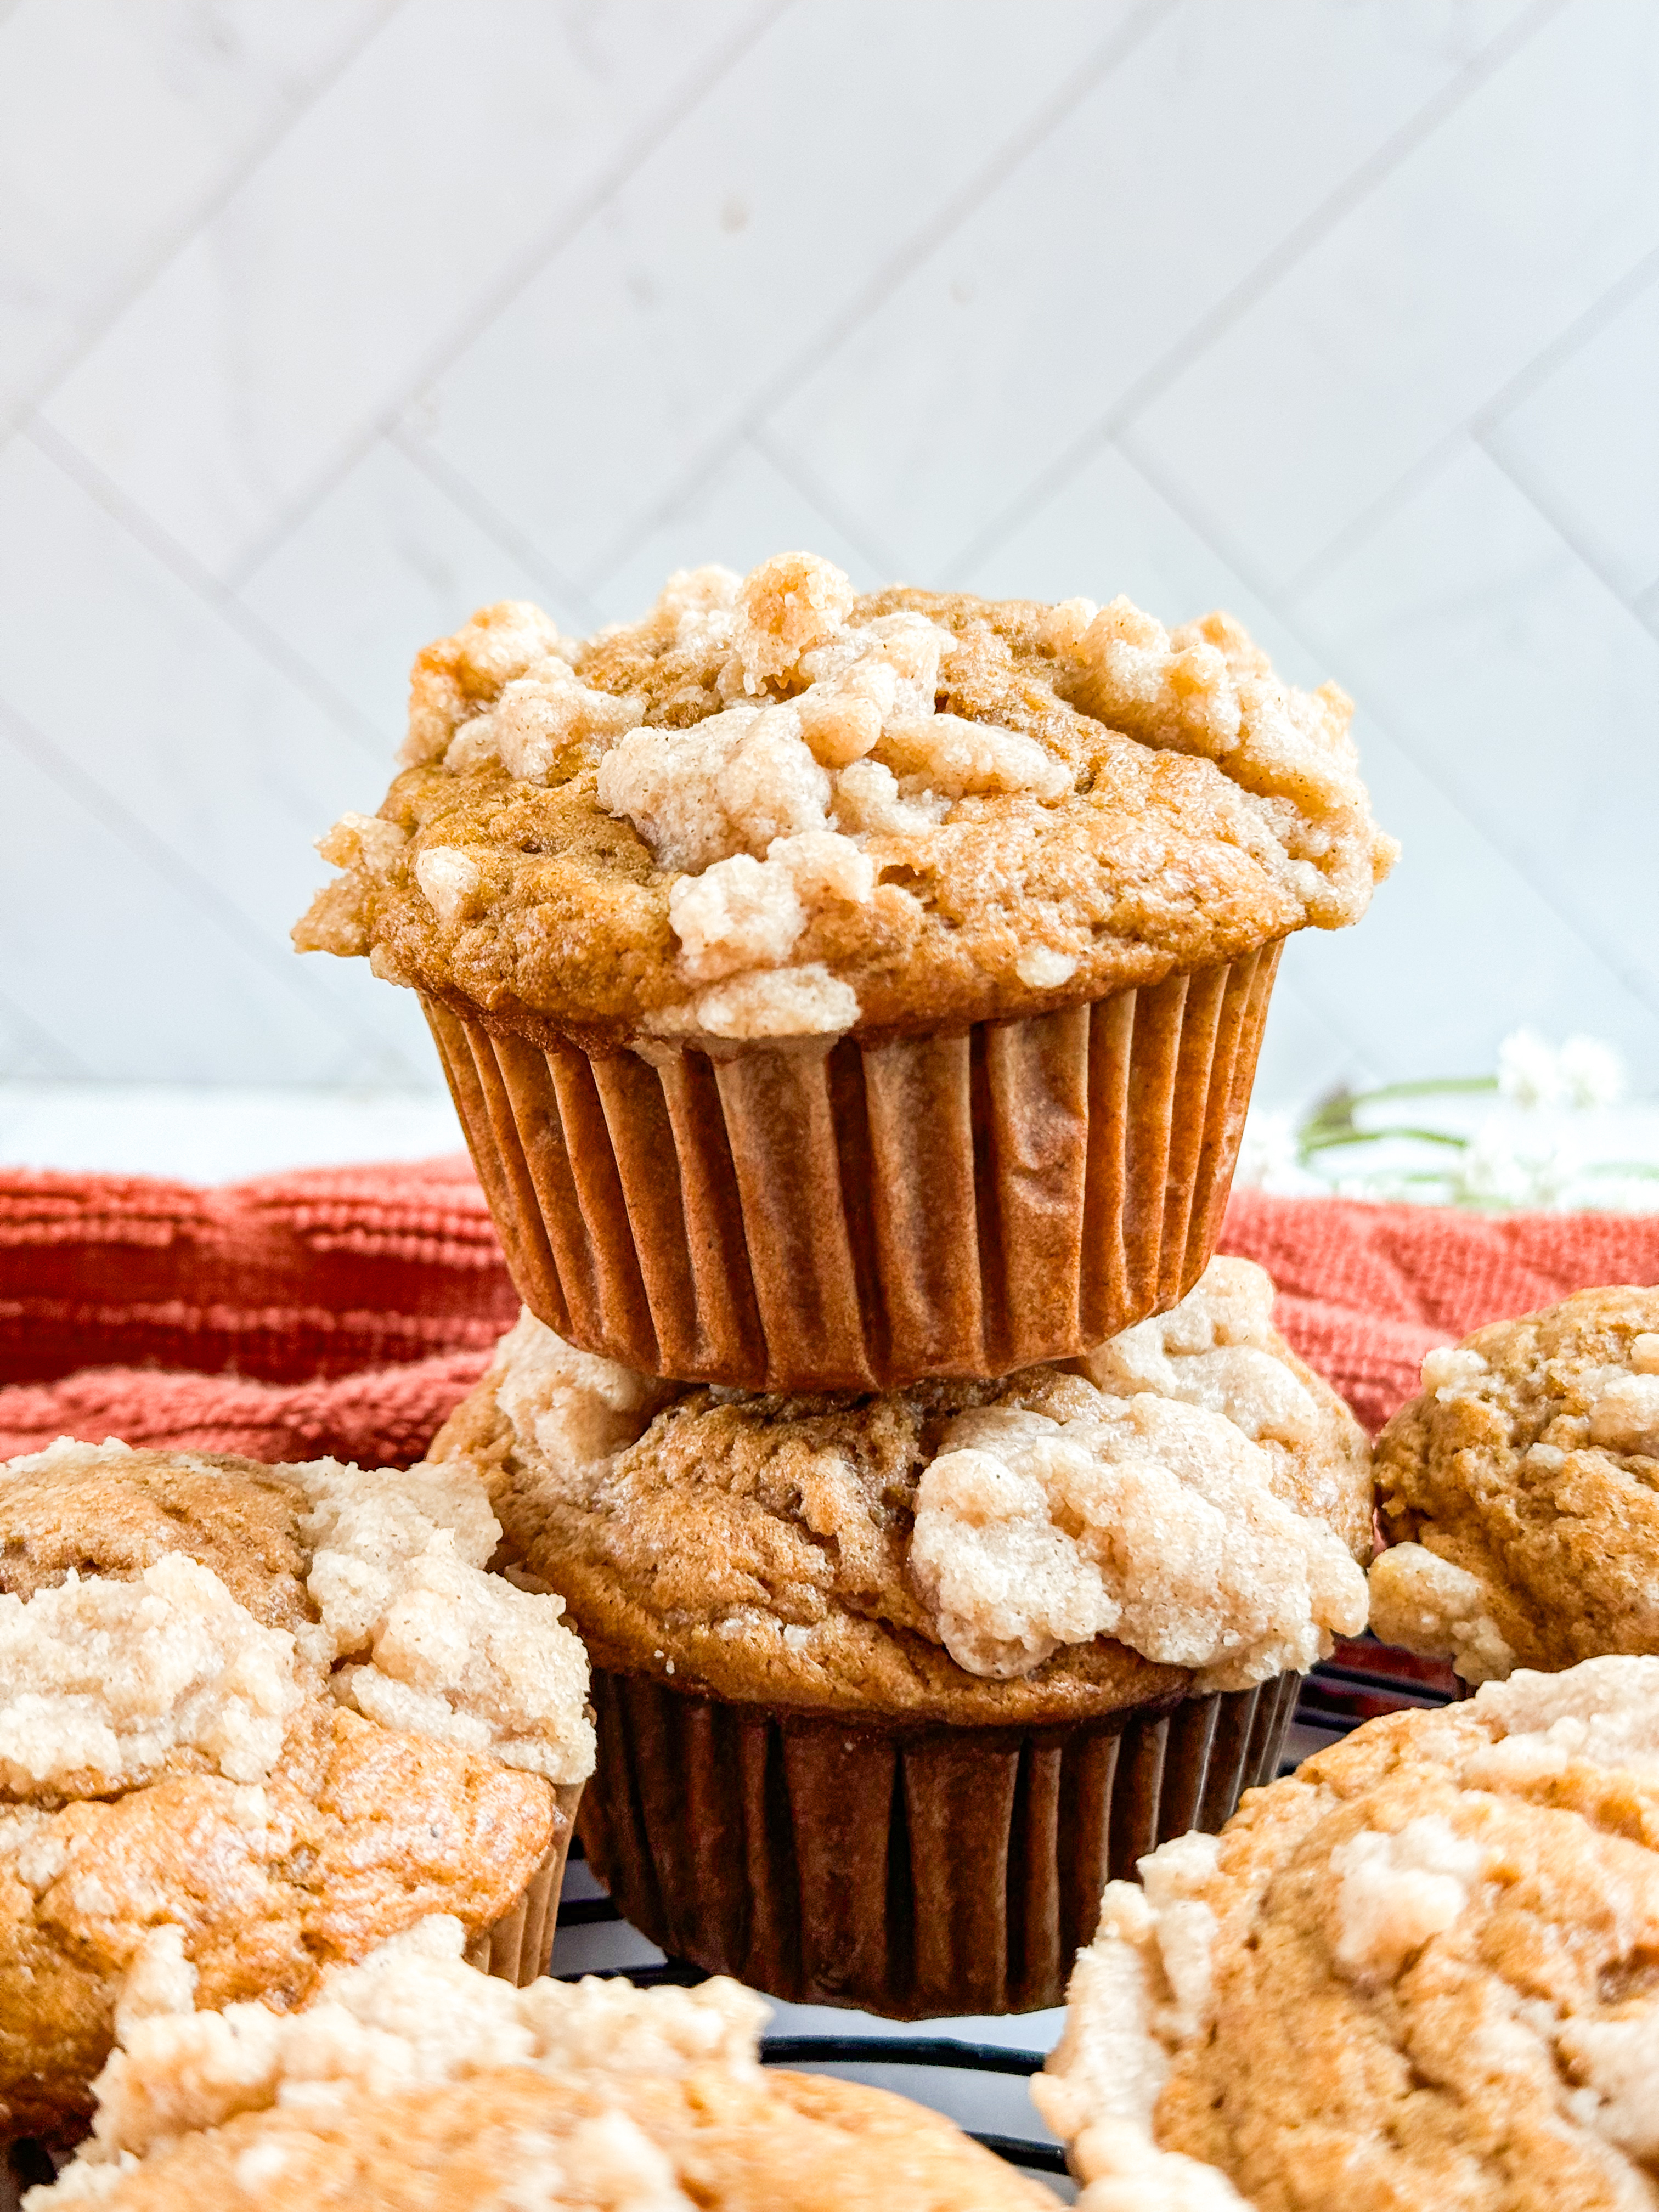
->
[0,1438,592,2140]
[1036,1655,1659,2212]
[295,554,1395,1048]
[1368,1286,1659,1682]
[430,1258,1373,1725]
[37,1919,1054,2210]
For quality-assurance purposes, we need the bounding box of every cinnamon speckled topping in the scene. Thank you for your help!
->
[430,1259,1373,1724]
[33,1922,1054,2210]
[296,554,1395,1047]
[1368,1286,1659,1682]
[1036,1656,1659,2212]
[0,1440,591,2141]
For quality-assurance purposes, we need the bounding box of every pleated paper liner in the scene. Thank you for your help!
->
[421,940,1282,1392]
[464,1781,584,1987]
[576,1668,1300,2020]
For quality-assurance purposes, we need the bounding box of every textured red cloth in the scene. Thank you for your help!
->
[2,1163,1656,1464]
[0,1159,514,1464]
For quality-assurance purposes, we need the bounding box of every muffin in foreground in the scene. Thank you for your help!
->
[29,1921,1055,2210]
[1368,1286,1659,1682]
[297,555,1395,1391]
[0,1439,593,2143]
[431,1257,1372,2016]
[1035,1654,1659,2211]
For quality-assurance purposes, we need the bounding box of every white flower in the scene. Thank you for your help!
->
[1557,1035,1626,1111]
[1452,1121,1578,1211]
[1234,1110,1299,1190]
[1496,1028,1562,1110]
[1452,1122,1534,1207]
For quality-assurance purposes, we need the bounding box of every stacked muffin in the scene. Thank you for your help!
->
[298,552,1394,2015]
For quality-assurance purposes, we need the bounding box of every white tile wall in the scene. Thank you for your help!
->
[3,0,1657,1105]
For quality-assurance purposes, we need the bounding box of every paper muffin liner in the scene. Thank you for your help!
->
[421,941,1282,1392]
[575,1668,1299,2019]
[464,1780,583,1988]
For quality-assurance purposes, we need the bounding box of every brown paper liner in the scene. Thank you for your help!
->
[576,1668,1299,2019]
[422,941,1282,1391]
[465,1780,583,1987]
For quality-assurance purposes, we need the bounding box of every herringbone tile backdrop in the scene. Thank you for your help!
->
[3,0,1656,1106]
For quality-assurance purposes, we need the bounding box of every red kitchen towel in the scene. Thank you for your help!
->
[1,1163,1656,1463]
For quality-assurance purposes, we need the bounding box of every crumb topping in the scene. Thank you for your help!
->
[35,1925,1049,2212]
[296,555,1394,1048]
[0,1441,592,2141]
[430,1260,1372,1719]
[0,1440,592,1792]
[75,1917,765,2166]
[1369,1285,1659,1680]
[1041,596,1384,931]
[908,1387,1365,1690]
[0,1555,303,1798]
[1036,1654,1659,2210]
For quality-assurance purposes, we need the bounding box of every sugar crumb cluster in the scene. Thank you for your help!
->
[1037,1655,1659,2205]
[44,1914,765,2198]
[300,549,1395,1043]
[0,1438,594,1799]
[477,1257,1366,1691]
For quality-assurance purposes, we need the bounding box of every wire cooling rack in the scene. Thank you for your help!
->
[550,1639,1463,2191]
[1,1643,1459,2208]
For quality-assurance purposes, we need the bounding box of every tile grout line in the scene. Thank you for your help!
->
[742,427,903,582]
[1108,434,1659,1028]
[0,695,428,1083]
[383,428,607,632]
[1268,426,1471,608]
[0,982,95,1084]
[1276,242,1659,601]
[1469,240,1659,435]
[5,0,410,444]
[22,418,392,762]
[580,0,1176,595]
[221,0,797,594]
[1246,967,1387,1104]
[941,0,1569,589]
[1471,426,1659,625]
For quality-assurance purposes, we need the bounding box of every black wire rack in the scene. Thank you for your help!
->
[1,1643,1460,2207]
[550,1638,1463,2186]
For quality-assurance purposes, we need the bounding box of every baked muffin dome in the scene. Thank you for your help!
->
[431,1257,1373,1724]
[0,1440,592,2141]
[1368,1286,1659,1681]
[1037,1655,1659,2211]
[35,1921,1055,2210]
[295,554,1396,1047]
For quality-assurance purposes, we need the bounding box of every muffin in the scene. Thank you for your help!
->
[1367,1286,1659,1683]
[296,555,1395,1391]
[431,1257,1373,2016]
[0,1438,593,2143]
[31,1920,1054,2209]
[1035,1654,1659,2211]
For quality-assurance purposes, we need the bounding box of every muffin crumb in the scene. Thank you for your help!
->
[297,554,1395,1048]
[1037,1653,1659,2210]
[430,1258,1372,1720]
[1370,1285,1659,1678]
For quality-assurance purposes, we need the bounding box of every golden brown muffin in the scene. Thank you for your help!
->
[295,556,1395,1049]
[0,1440,593,2142]
[33,1927,1055,2210]
[1036,1655,1659,2211]
[432,1257,1374,1724]
[1367,1286,1659,1681]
